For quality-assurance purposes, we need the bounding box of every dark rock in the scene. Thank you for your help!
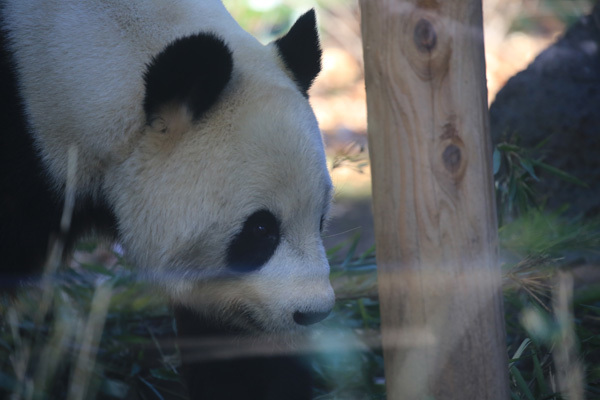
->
[490,4,600,217]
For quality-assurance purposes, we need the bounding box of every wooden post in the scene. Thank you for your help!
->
[359,1,510,399]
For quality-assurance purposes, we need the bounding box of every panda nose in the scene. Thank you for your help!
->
[293,310,331,326]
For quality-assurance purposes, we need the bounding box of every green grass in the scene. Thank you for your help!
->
[1,133,599,399]
[2,137,599,398]
[2,211,598,399]
[0,251,184,400]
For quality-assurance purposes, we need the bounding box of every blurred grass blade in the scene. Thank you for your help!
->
[510,365,535,400]
[139,377,165,400]
[532,350,551,396]
[341,233,361,268]
[67,283,113,400]
[509,338,531,368]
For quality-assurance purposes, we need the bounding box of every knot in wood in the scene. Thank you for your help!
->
[400,10,451,82]
[442,144,461,173]
[414,18,437,53]
[433,119,467,186]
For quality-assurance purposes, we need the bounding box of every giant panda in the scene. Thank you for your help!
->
[0,0,334,398]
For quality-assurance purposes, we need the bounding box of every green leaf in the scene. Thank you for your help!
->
[532,350,551,396]
[492,148,502,175]
[81,262,115,276]
[510,338,531,367]
[533,137,550,150]
[129,363,141,378]
[531,159,588,187]
[150,368,180,381]
[326,241,347,261]
[341,233,361,269]
[139,376,165,400]
[510,365,535,400]
[519,158,539,182]
[580,304,600,313]
[508,174,517,210]
[497,143,521,152]
[493,148,502,175]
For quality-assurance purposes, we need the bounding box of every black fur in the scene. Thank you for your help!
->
[275,10,322,97]
[143,33,233,123]
[226,209,281,273]
[174,306,313,400]
[0,23,117,288]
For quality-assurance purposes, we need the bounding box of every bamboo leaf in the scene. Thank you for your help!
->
[531,160,588,187]
[510,338,532,368]
[520,158,540,182]
[510,365,536,400]
[497,143,521,152]
[493,148,502,175]
[532,350,551,396]
[139,376,165,400]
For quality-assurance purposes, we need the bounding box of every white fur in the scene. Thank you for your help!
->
[3,0,334,330]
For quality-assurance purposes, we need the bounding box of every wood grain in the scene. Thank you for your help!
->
[359,1,510,398]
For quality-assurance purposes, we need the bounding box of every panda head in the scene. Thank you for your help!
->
[105,10,335,332]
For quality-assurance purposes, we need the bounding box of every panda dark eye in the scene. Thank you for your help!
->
[226,209,281,273]
[253,224,269,237]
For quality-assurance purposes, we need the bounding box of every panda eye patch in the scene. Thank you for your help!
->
[226,209,281,273]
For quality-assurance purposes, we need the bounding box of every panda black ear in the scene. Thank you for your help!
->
[274,9,322,97]
[143,34,233,124]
